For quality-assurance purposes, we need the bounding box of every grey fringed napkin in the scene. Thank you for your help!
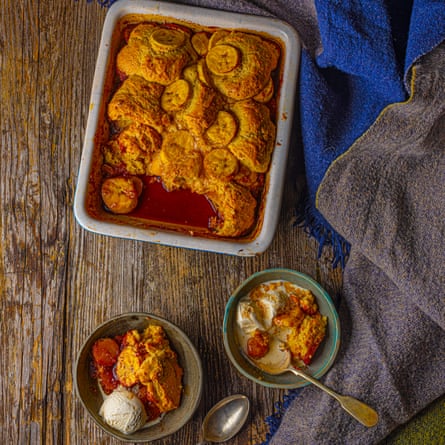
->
[270,41,445,445]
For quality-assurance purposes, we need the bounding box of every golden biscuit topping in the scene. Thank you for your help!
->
[208,32,280,100]
[117,24,197,85]
[107,75,171,132]
[99,20,282,238]
[228,100,276,173]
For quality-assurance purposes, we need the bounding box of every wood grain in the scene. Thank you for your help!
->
[0,1,342,443]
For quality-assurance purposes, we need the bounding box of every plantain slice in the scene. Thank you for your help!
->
[197,59,213,87]
[206,44,240,74]
[161,79,191,111]
[208,30,230,48]
[191,32,209,55]
[205,110,238,146]
[149,28,186,53]
[253,77,275,103]
[204,148,239,180]
[101,176,143,214]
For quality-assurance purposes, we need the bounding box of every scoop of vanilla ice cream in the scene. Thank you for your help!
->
[237,299,265,333]
[255,291,287,329]
[237,290,287,333]
[99,389,147,434]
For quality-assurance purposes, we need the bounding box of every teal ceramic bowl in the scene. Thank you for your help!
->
[223,268,340,389]
[74,312,203,442]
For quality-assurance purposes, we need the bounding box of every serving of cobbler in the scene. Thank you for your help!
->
[97,18,282,238]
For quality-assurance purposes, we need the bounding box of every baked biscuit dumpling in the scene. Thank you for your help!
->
[115,344,141,387]
[157,130,203,191]
[103,123,162,175]
[108,75,171,133]
[175,65,222,136]
[228,99,276,173]
[207,182,257,237]
[136,326,183,413]
[207,32,280,100]
[117,24,198,86]
[138,351,183,412]
[113,325,183,414]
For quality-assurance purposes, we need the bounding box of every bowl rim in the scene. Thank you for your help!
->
[223,268,341,389]
[74,312,203,442]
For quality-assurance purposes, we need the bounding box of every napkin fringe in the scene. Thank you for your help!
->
[85,0,116,7]
[261,389,302,445]
[295,196,350,269]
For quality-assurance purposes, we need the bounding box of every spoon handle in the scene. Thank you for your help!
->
[290,368,379,427]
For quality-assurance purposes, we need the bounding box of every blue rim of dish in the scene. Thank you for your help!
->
[223,268,341,389]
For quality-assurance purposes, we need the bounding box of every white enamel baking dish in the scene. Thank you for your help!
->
[74,0,300,256]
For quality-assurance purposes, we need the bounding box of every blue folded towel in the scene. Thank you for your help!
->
[298,0,445,267]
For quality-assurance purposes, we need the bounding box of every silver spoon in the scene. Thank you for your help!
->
[248,347,379,428]
[197,394,250,444]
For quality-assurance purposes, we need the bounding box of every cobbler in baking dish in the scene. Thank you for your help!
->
[99,19,282,238]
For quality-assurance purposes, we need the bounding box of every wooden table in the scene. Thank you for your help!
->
[1,1,343,443]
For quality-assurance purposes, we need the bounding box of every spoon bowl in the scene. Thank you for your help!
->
[249,348,379,428]
[199,394,249,443]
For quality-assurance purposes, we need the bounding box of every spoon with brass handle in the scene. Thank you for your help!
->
[248,346,379,427]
